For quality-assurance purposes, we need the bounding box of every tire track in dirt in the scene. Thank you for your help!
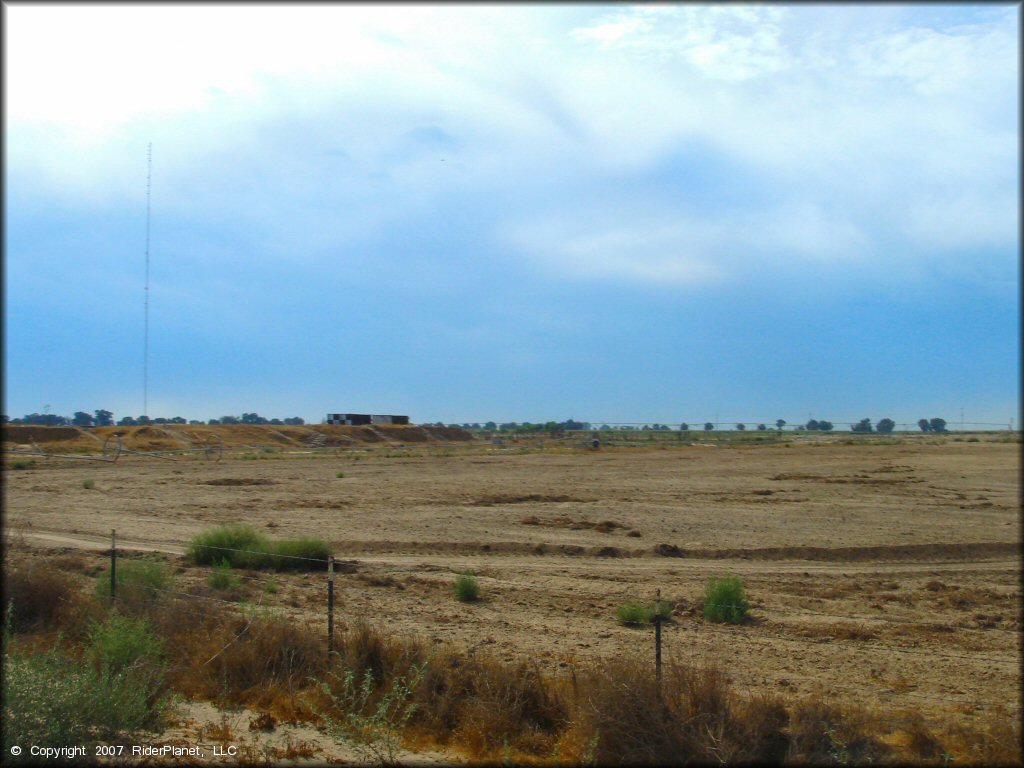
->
[8,528,1017,575]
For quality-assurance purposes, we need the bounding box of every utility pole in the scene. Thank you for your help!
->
[143,143,152,419]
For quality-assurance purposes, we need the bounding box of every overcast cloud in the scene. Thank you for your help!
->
[4,4,1018,426]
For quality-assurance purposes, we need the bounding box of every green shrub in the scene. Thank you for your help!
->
[208,560,241,591]
[615,599,672,626]
[453,572,481,603]
[3,637,168,759]
[269,537,333,571]
[703,576,749,624]
[336,471,345,478]
[94,559,173,611]
[86,613,165,674]
[82,478,95,490]
[10,460,35,470]
[188,524,270,567]
[312,660,427,767]
[188,524,331,571]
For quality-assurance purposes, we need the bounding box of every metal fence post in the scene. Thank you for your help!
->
[328,555,335,661]
[110,529,117,602]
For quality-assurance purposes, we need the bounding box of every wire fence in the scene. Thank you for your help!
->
[69,530,1020,716]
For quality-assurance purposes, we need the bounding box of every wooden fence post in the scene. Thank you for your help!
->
[654,588,662,695]
[327,555,335,661]
[110,529,117,602]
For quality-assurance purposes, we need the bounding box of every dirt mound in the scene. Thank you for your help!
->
[10,423,475,455]
[476,493,589,506]
[202,478,278,487]
[652,541,1017,562]
[3,425,82,444]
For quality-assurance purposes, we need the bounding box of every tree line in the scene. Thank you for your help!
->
[438,417,950,434]
[2,411,304,427]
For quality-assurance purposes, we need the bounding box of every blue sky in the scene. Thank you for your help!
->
[4,4,1019,427]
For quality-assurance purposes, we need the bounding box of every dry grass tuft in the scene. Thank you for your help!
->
[2,565,75,632]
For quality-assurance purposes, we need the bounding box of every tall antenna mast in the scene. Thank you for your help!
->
[143,143,152,419]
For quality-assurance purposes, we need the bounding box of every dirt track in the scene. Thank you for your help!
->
[3,435,1020,735]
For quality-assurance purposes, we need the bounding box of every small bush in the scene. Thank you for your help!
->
[93,559,173,613]
[336,471,345,478]
[312,660,427,766]
[3,637,169,760]
[703,576,749,624]
[2,566,74,632]
[209,560,241,591]
[615,599,672,626]
[86,612,165,675]
[82,478,95,490]
[270,538,333,571]
[188,524,270,568]
[188,525,330,571]
[10,459,35,470]
[453,572,480,602]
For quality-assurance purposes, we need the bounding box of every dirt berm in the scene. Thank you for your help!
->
[2,423,473,454]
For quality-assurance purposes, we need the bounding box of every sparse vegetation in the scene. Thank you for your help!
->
[208,559,241,591]
[3,566,74,632]
[336,470,345,478]
[187,524,331,571]
[312,660,427,766]
[703,576,749,624]
[3,616,169,760]
[615,599,672,626]
[82,478,95,489]
[93,559,173,613]
[453,572,481,602]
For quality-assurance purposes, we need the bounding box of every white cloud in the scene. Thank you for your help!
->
[5,4,1018,290]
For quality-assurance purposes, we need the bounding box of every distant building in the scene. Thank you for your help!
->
[325,413,410,425]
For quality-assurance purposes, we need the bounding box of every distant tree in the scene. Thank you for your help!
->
[876,418,896,434]
[850,418,873,433]
[484,421,497,431]
[137,415,152,425]
[284,417,305,425]
[22,413,70,426]
[94,409,114,427]
[806,419,820,431]
[72,411,95,427]
[153,418,169,424]
[818,420,834,432]
[704,422,714,431]
[736,423,746,431]
[117,416,137,426]
[929,417,947,433]
[917,419,930,432]
[220,416,240,425]
[241,412,268,425]
[679,422,689,431]
[269,418,283,425]
[757,424,767,431]
[776,419,786,431]
[189,420,203,425]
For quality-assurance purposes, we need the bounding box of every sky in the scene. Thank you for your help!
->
[3,3,1020,428]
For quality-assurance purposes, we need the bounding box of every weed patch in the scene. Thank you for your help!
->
[188,524,330,571]
[453,572,480,602]
[703,576,749,624]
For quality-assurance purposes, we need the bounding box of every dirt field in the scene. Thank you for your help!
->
[3,431,1020,750]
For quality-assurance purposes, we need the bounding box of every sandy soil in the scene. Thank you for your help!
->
[3,435,1020,753]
